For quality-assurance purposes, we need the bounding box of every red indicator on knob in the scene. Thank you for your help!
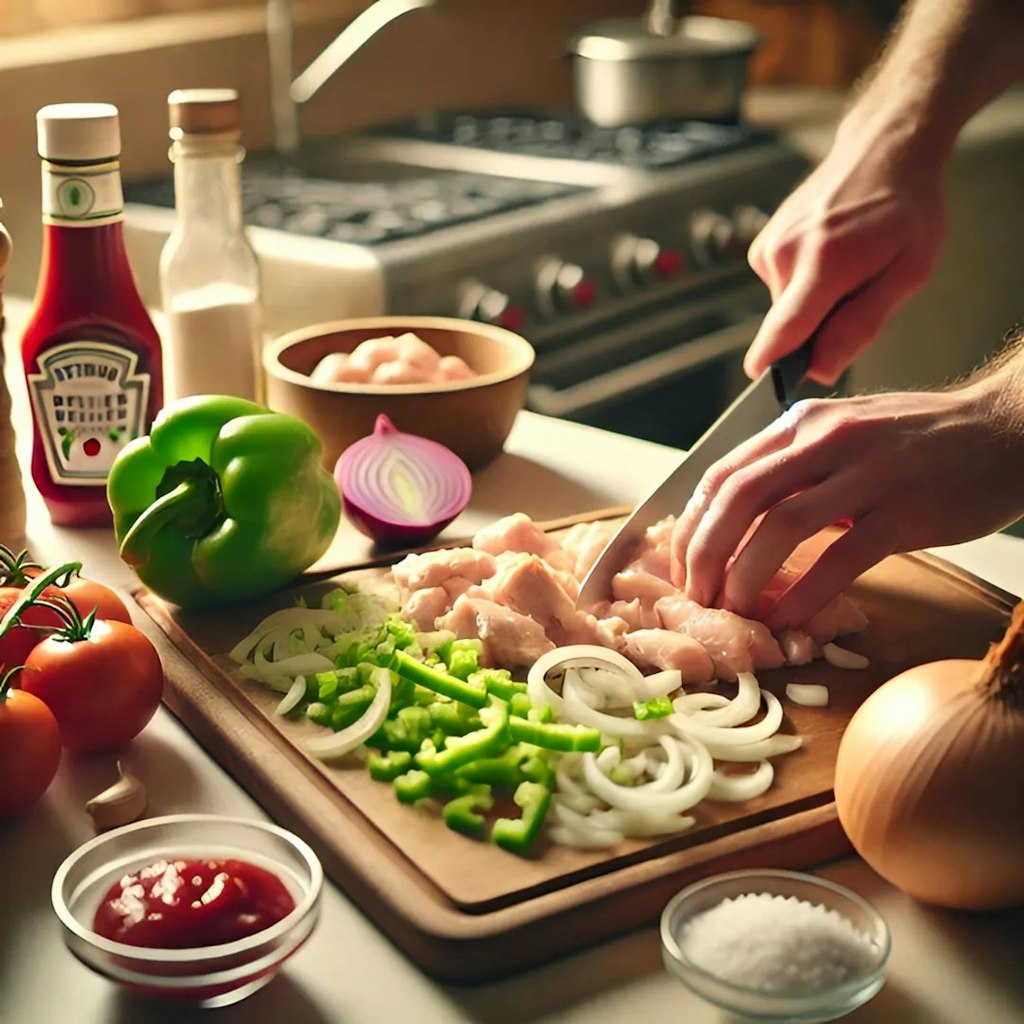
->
[499,305,526,331]
[652,248,683,279]
[572,278,597,309]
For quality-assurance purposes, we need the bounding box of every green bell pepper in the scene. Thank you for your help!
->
[107,395,341,609]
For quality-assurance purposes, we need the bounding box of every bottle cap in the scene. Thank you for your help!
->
[37,103,121,163]
[168,89,241,141]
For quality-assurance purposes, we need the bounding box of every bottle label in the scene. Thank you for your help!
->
[41,160,124,228]
[27,340,151,486]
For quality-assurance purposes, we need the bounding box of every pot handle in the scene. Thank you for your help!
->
[644,0,677,36]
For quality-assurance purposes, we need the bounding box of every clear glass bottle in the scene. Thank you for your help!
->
[159,88,263,404]
[21,103,164,527]
[0,199,27,546]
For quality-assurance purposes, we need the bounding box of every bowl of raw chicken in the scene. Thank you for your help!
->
[263,316,535,471]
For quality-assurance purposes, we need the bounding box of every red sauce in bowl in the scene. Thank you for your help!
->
[92,857,296,949]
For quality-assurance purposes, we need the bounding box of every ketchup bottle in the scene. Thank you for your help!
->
[21,103,164,527]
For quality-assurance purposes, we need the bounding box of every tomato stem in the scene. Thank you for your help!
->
[0,562,86,643]
[0,664,23,702]
[0,544,44,588]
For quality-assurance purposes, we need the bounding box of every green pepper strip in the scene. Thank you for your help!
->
[390,649,487,708]
[427,701,481,736]
[492,781,552,854]
[394,770,433,803]
[415,697,509,776]
[468,668,528,702]
[441,785,494,839]
[367,750,413,782]
[454,744,533,786]
[633,696,674,721]
[508,716,601,753]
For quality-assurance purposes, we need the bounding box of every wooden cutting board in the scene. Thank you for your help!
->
[127,516,1017,984]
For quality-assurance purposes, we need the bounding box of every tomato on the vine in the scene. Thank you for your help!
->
[0,669,62,817]
[0,589,44,671]
[1,561,163,754]
[21,619,163,752]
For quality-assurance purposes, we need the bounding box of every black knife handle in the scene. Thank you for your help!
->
[770,336,815,409]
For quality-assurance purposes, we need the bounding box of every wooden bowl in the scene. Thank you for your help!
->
[263,316,535,471]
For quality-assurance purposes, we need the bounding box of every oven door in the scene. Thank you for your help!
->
[527,285,767,450]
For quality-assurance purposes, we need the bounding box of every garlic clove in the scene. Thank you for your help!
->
[86,760,147,831]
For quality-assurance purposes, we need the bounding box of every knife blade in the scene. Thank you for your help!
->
[575,338,813,609]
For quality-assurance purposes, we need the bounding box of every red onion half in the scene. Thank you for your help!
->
[335,414,472,547]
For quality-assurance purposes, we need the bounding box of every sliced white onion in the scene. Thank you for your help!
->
[786,682,830,707]
[578,664,681,705]
[274,676,307,717]
[707,760,774,802]
[669,689,783,746]
[527,645,645,713]
[229,608,346,662]
[563,675,663,739]
[676,672,762,728]
[302,667,392,761]
[628,735,689,793]
[703,733,803,762]
[551,801,625,847]
[823,642,870,670]
[674,692,730,713]
[581,734,713,814]
[549,825,624,849]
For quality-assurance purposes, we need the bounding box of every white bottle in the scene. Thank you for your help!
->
[159,88,263,404]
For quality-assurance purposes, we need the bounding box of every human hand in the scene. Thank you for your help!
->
[744,128,948,385]
[669,382,1024,631]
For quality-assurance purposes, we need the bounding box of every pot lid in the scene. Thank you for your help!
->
[571,15,760,62]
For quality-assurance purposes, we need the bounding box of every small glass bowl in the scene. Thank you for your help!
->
[661,869,890,1023]
[51,813,323,1009]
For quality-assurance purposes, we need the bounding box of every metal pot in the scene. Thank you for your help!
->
[569,3,761,128]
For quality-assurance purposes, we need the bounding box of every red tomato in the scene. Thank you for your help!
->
[21,620,164,753]
[60,576,132,625]
[0,684,62,816]
[23,568,132,625]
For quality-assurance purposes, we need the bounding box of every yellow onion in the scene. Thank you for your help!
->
[834,602,1024,910]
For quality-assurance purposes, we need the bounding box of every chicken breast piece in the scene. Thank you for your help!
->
[611,569,677,607]
[402,587,450,632]
[655,596,784,682]
[442,594,554,669]
[472,513,574,572]
[621,516,675,581]
[489,553,600,646]
[558,520,619,580]
[391,547,497,595]
[619,629,715,682]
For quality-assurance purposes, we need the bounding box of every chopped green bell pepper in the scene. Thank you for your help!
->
[414,697,510,775]
[107,395,341,609]
[492,781,552,854]
[508,715,602,752]
[442,785,493,838]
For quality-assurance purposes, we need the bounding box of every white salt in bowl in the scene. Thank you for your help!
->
[660,869,890,1023]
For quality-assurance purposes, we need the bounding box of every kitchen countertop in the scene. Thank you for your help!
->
[2,294,1023,1024]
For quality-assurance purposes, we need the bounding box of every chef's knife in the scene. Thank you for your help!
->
[576,338,813,609]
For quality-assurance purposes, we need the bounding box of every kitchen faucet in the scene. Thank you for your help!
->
[266,0,437,155]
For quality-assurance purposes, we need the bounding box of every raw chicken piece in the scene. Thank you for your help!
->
[391,547,497,595]
[371,361,430,385]
[310,352,372,385]
[391,332,443,374]
[348,336,403,373]
[621,516,674,581]
[589,598,660,632]
[472,513,574,572]
[778,629,818,666]
[612,569,677,606]
[402,587,449,632]
[619,629,715,682]
[437,355,475,381]
[558,520,618,580]
[655,597,784,682]
[493,549,580,600]
[489,554,600,646]
[443,594,554,669]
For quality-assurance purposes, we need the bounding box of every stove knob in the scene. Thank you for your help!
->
[733,204,771,246]
[459,283,526,331]
[612,235,684,289]
[690,209,739,265]
[536,259,597,316]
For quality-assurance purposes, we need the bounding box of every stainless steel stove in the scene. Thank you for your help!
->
[124,110,808,449]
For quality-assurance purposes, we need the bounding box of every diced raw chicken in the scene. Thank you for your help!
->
[778,629,818,666]
[391,547,497,595]
[402,587,450,632]
[493,549,580,600]
[437,355,475,381]
[348,336,402,373]
[472,513,574,572]
[371,360,430,385]
[590,598,660,632]
[655,596,784,682]
[441,577,476,604]
[619,629,715,682]
[612,569,677,606]
[488,554,601,646]
[442,594,554,669]
[621,516,674,581]
[391,332,442,374]
[558,520,618,580]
